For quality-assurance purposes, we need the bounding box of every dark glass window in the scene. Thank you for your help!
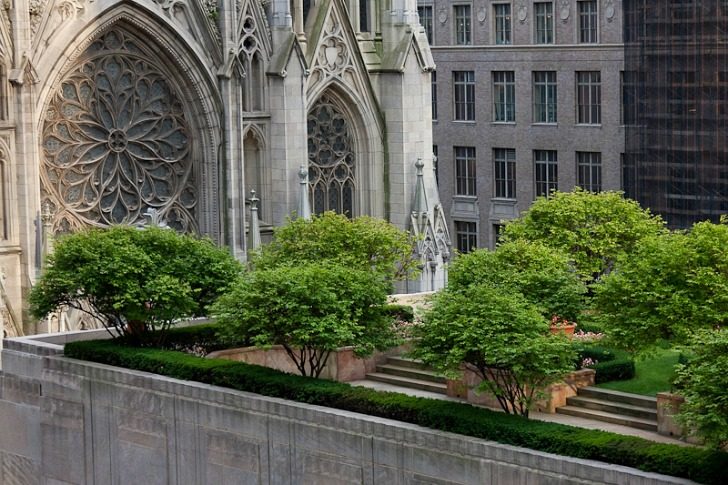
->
[577,151,602,192]
[455,146,477,196]
[494,148,516,198]
[455,220,478,253]
[454,71,475,121]
[534,150,558,197]
[533,71,557,123]
[577,71,601,124]
[493,71,515,122]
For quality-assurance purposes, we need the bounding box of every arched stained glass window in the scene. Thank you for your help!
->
[307,95,355,216]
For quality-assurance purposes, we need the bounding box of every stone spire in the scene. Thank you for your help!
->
[411,158,429,234]
[298,165,312,220]
[249,190,262,250]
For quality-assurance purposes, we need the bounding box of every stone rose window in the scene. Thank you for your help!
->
[42,29,197,232]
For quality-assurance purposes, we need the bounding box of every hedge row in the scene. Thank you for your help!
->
[576,345,636,383]
[63,339,728,484]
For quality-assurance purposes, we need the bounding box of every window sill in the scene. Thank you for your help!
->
[453,120,477,124]
[532,122,558,127]
[575,124,602,127]
[491,121,516,126]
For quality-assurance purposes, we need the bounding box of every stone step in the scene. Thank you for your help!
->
[556,406,658,432]
[365,372,448,394]
[566,396,657,421]
[578,387,658,409]
[385,356,430,371]
[376,364,447,384]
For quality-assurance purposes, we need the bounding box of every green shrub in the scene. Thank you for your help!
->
[382,304,415,323]
[575,345,635,383]
[63,338,728,484]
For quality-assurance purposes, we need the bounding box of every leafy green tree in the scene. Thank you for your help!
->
[252,212,418,281]
[594,221,728,353]
[501,189,666,283]
[673,329,728,449]
[212,263,398,377]
[30,226,242,343]
[447,240,586,321]
[412,284,576,417]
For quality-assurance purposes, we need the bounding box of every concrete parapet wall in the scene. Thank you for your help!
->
[0,333,696,484]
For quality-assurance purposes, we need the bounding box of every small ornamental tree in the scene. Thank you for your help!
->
[594,221,728,353]
[501,189,666,283]
[30,226,242,343]
[211,263,398,377]
[673,328,728,449]
[412,284,576,418]
[447,240,586,321]
[252,211,418,281]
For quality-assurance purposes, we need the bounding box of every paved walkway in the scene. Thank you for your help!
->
[350,379,695,447]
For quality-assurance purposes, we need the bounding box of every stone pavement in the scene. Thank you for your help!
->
[350,379,695,447]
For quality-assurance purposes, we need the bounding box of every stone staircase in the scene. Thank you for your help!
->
[365,356,447,394]
[556,386,658,432]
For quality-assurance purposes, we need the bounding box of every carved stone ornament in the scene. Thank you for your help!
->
[605,0,615,22]
[307,95,355,216]
[41,29,197,233]
[438,7,447,24]
[560,0,570,22]
[517,4,528,23]
[317,21,349,74]
[477,3,487,23]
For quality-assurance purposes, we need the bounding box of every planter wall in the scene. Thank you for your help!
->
[447,368,595,414]
[656,392,703,445]
[0,333,694,485]
[207,344,409,382]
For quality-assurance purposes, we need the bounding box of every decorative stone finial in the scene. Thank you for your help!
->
[298,165,312,220]
[249,189,262,250]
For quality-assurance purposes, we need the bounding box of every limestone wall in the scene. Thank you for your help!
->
[0,333,695,484]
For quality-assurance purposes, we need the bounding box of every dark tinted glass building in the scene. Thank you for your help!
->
[624,0,728,228]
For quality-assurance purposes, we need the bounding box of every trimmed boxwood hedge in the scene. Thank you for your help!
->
[576,345,636,383]
[63,339,728,485]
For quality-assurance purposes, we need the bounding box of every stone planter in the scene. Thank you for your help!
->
[550,324,577,337]
[207,343,410,382]
[446,367,595,413]
[656,392,703,444]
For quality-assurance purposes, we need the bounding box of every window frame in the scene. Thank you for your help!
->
[493,3,512,45]
[576,71,602,125]
[453,70,475,121]
[454,4,472,46]
[533,71,557,123]
[576,151,602,192]
[534,2,554,44]
[418,5,434,44]
[534,149,558,197]
[578,0,599,43]
[494,148,516,199]
[492,71,516,123]
[455,146,477,196]
[455,220,478,253]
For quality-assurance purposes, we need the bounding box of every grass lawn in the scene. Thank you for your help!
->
[595,348,680,396]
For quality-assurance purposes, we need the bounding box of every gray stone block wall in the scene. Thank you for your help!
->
[0,334,697,484]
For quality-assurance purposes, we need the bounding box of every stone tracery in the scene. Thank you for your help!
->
[41,28,197,232]
[307,95,355,216]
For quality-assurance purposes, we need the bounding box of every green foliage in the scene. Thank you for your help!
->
[382,304,415,323]
[412,284,576,417]
[575,345,636,383]
[64,338,728,484]
[674,329,728,449]
[501,189,666,283]
[252,212,418,281]
[594,222,728,353]
[211,263,397,377]
[447,240,586,320]
[30,226,242,343]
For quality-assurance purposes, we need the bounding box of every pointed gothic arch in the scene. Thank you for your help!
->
[243,124,271,221]
[38,12,222,238]
[307,90,364,216]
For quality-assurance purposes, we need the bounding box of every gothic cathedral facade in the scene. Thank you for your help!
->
[0,0,450,336]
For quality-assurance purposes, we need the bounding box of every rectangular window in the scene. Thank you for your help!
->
[431,70,438,120]
[576,71,601,124]
[578,0,598,43]
[494,3,512,45]
[577,151,602,192]
[493,223,505,246]
[621,153,637,200]
[455,221,478,253]
[533,71,557,123]
[494,148,516,198]
[455,146,477,196]
[418,5,434,44]
[534,150,558,197]
[534,2,554,44]
[454,71,475,121]
[454,5,472,45]
[493,71,515,122]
